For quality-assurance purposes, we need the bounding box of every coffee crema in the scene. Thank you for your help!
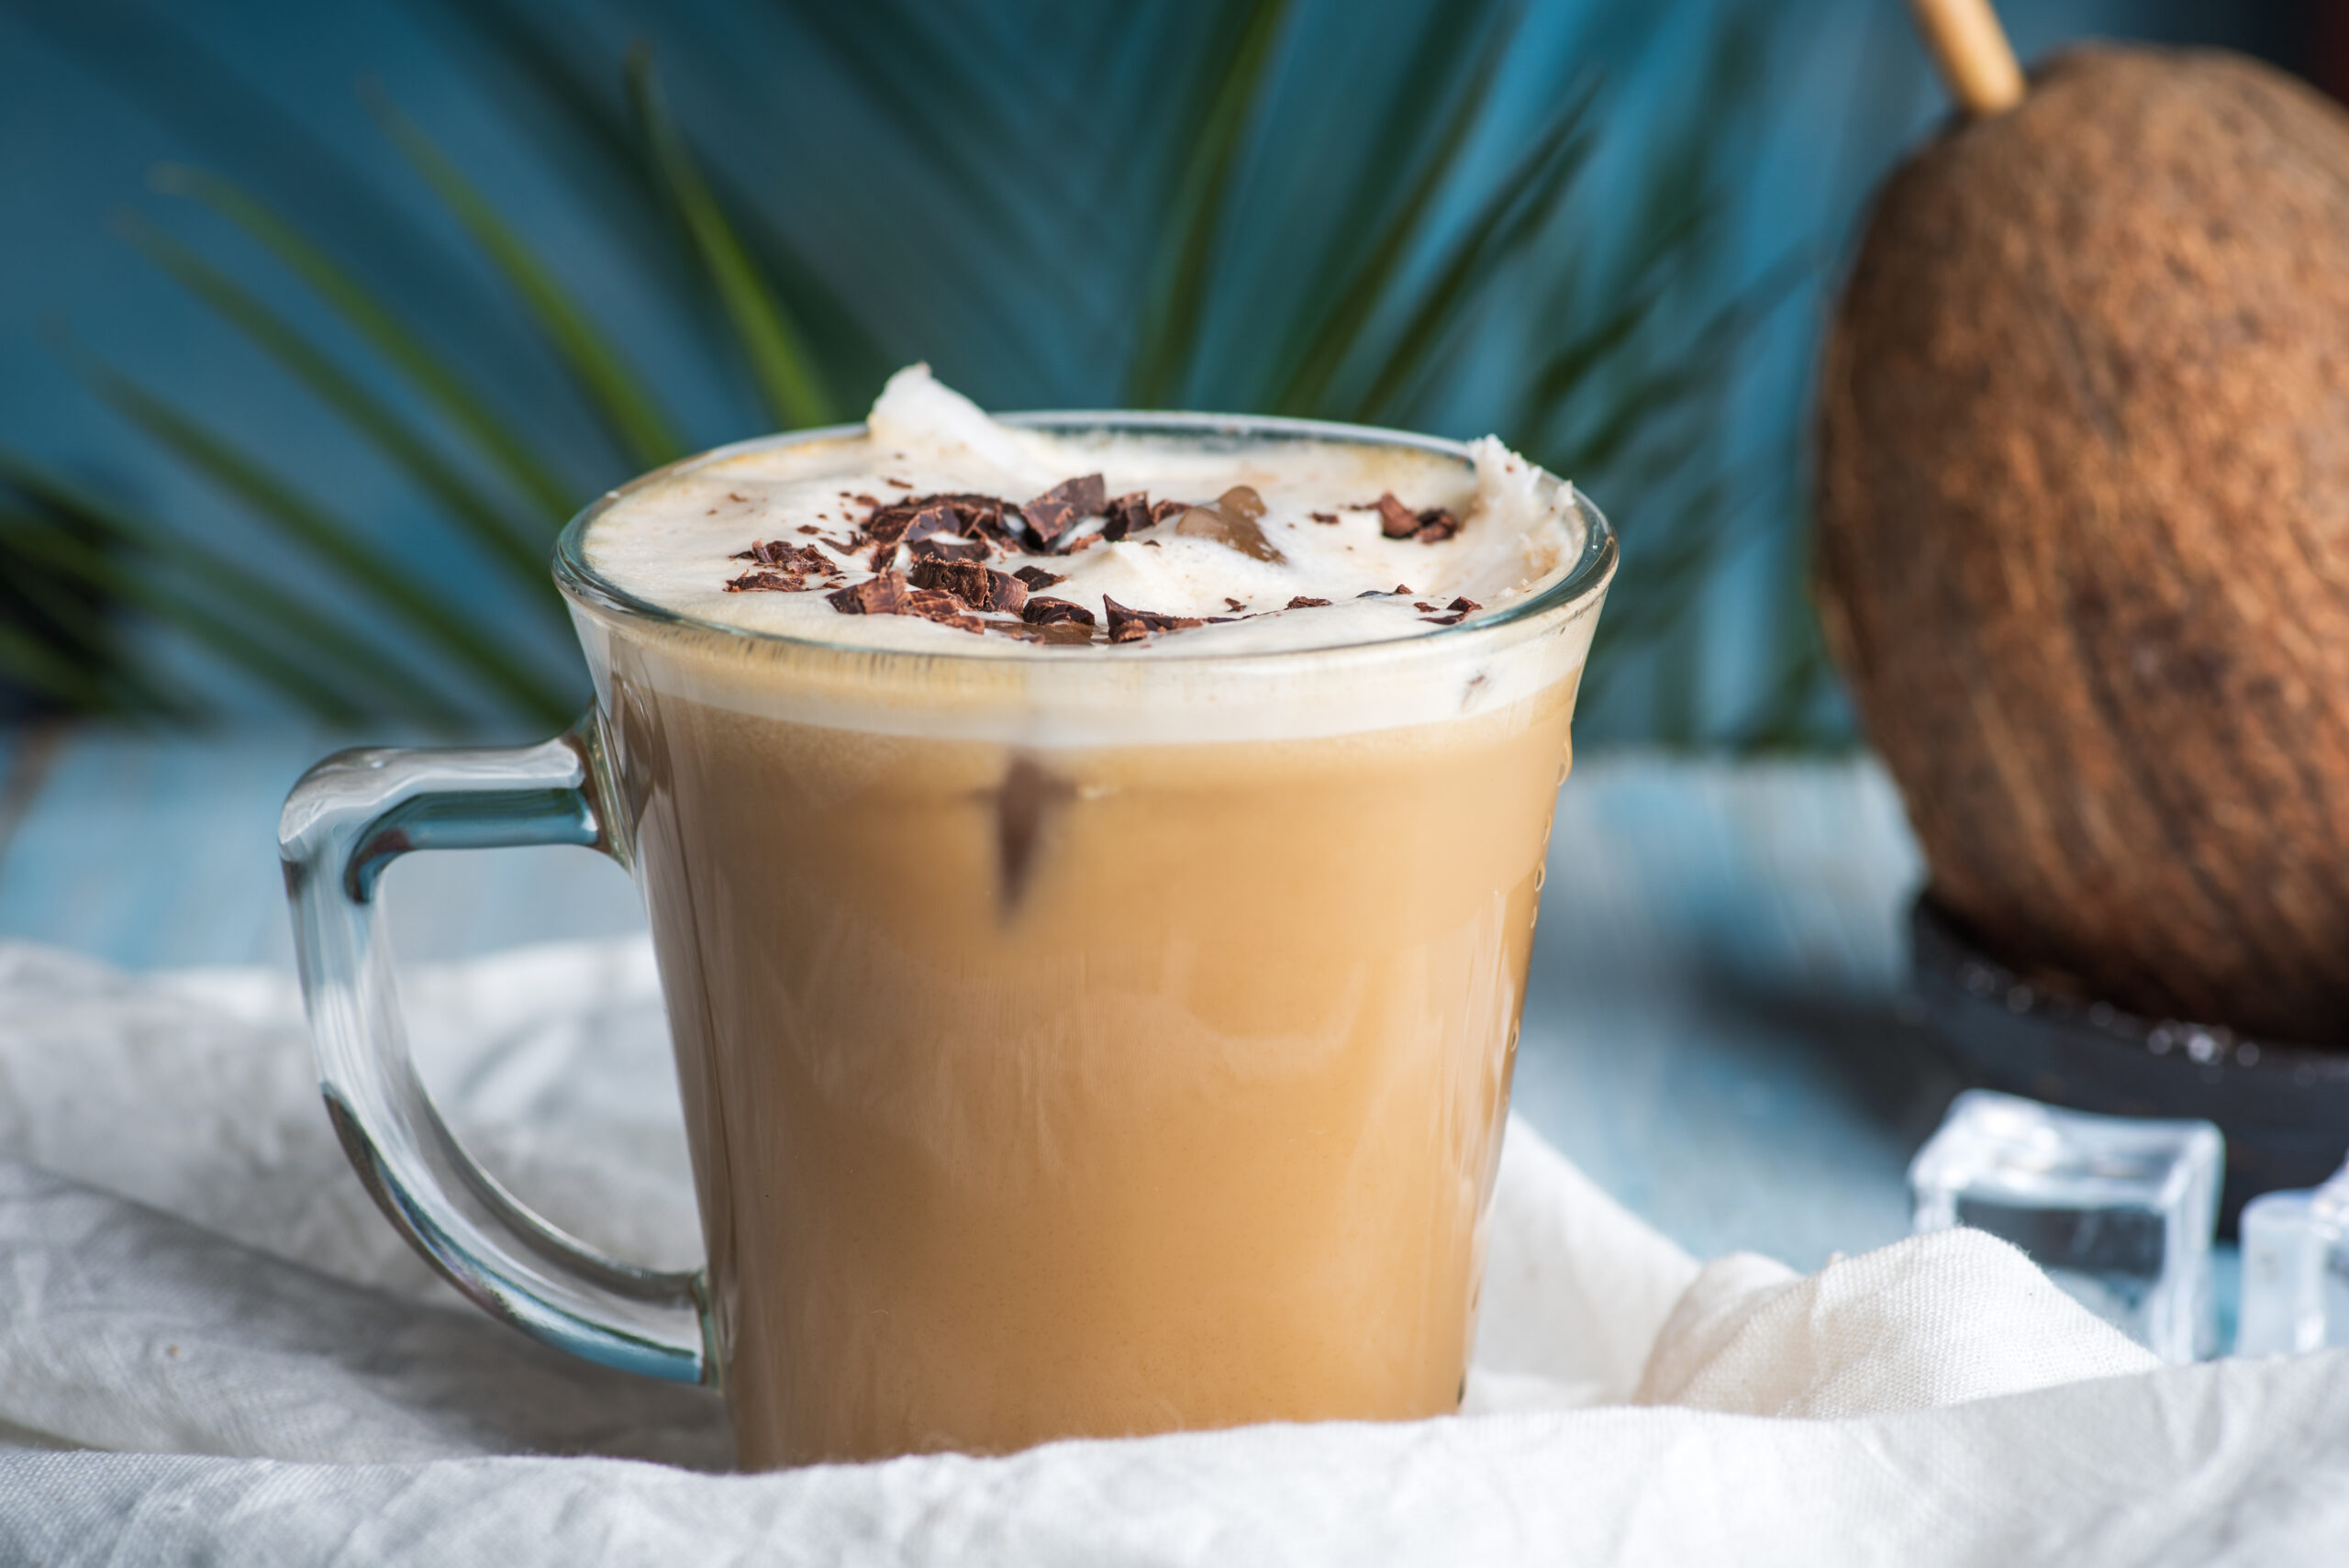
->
[581,366,1586,661]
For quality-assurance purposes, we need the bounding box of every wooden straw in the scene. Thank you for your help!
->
[1909,0,2025,116]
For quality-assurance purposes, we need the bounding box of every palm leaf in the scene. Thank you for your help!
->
[119,214,563,606]
[1342,98,1600,426]
[420,0,896,407]
[0,617,130,716]
[151,166,582,522]
[1261,4,1521,416]
[0,507,367,725]
[369,93,685,471]
[78,366,573,724]
[0,454,473,724]
[1127,0,1297,408]
[626,50,834,430]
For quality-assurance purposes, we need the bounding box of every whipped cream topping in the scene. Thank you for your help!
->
[580,367,1584,658]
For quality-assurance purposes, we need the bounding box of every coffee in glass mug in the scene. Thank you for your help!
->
[281,368,1614,1469]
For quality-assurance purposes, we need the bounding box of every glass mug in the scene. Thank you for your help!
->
[280,412,1614,1470]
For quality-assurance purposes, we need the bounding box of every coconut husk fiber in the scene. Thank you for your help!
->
[1816,45,2349,1045]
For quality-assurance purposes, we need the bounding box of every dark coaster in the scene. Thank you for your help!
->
[1909,894,2349,1236]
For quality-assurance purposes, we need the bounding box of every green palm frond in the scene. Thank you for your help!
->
[1127,0,1297,409]
[118,214,563,606]
[0,455,473,726]
[368,90,685,471]
[150,165,583,521]
[76,362,571,724]
[18,0,1820,743]
[625,50,834,430]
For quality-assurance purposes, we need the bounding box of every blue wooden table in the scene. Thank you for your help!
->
[0,726,1967,1279]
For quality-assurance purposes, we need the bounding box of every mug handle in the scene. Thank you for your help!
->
[278,720,710,1385]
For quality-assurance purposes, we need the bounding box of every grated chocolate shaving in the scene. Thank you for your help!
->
[1103,492,1152,542]
[907,531,990,564]
[1286,595,1331,609]
[907,558,1027,614]
[1021,595,1096,628]
[725,570,810,593]
[730,539,832,573]
[1021,473,1107,551]
[1103,595,1203,643]
[828,571,909,615]
[1013,564,1066,591]
[992,617,1097,645]
[904,587,984,632]
[1373,491,1462,544]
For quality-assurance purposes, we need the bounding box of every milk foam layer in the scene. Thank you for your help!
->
[581,367,1585,658]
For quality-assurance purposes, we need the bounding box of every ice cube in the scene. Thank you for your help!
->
[2236,1163,2349,1357]
[1909,1090,2222,1362]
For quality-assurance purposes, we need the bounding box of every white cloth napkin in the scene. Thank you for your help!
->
[2,938,2345,1566]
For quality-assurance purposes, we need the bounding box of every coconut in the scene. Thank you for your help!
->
[1815,45,2349,1044]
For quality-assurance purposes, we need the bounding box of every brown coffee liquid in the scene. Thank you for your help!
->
[610,671,1575,1469]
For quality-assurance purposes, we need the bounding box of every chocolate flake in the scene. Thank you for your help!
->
[884,476,913,489]
[1217,485,1265,523]
[1395,584,1414,595]
[1173,496,1286,563]
[730,539,831,573]
[864,504,920,544]
[1421,594,1482,627]
[1286,595,1332,609]
[1149,496,1189,528]
[907,558,1027,614]
[1021,474,1107,550]
[1373,492,1462,544]
[900,504,963,543]
[1375,493,1420,539]
[904,588,984,631]
[1224,597,1247,612]
[796,524,823,536]
[907,533,989,563]
[1447,596,1482,614]
[1102,595,1203,643]
[1413,602,1438,612]
[1103,492,1152,542]
[727,492,749,503]
[994,617,1096,645]
[1021,595,1096,628]
[725,570,809,593]
[1309,510,1340,524]
[827,571,909,615]
[1013,564,1066,591]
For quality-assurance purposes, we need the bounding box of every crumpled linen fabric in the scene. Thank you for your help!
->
[1,939,2344,1566]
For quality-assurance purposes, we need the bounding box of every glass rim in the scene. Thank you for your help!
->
[552,409,1617,665]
